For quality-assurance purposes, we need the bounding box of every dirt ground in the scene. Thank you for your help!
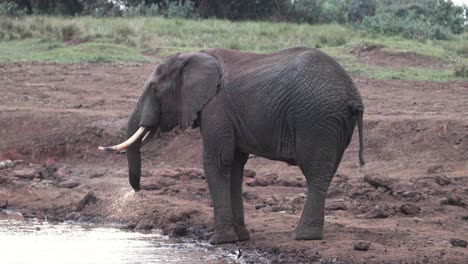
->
[0,50,467,263]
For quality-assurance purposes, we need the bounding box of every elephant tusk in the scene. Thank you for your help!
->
[98,126,147,152]
[115,129,156,155]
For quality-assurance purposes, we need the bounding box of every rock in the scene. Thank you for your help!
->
[270,206,282,212]
[365,203,394,219]
[0,177,12,185]
[248,174,278,187]
[22,212,36,218]
[443,194,466,206]
[367,187,387,201]
[353,241,371,251]
[244,169,256,178]
[392,183,415,194]
[36,164,58,179]
[399,204,420,215]
[13,168,36,180]
[58,180,80,189]
[434,175,451,186]
[152,168,179,178]
[400,191,425,202]
[327,186,343,198]
[0,200,8,209]
[65,212,81,220]
[291,194,306,206]
[255,204,267,210]
[176,168,204,179]
[89,172,105,178]
[135,221,153,230]
[326,201,347,211]
[171,224,189,237]
[167,209,198,223]
[121,223,137,230]
[349,186,374,198]
[427,165,443,174]
[0,160,14,169]
[141,184,160,190]
[364,174,395,191]
[449,238,467,248]
[13,160,26,166]
[278,178,304,187]
[158,177,176,187]
[242,190,259,201]
[76,191,97,211]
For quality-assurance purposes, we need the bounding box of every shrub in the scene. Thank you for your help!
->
[167,1,197,18]
[454,63,468,78]
[0,2,27,16]
[347,0,376,22]
[60,23,81,41]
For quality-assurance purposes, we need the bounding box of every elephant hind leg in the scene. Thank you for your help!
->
[295,160,335,240]
[230,151,250,241]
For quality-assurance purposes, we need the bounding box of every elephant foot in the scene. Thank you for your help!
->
[234,225,250,242]
[210,226,238,244]
[294,224,323,240]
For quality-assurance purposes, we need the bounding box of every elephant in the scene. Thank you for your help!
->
[99,46,364,244]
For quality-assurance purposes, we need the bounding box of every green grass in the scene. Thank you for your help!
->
[0,38,147,63]
[0,15,467,81]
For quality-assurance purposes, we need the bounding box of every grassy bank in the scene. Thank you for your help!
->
[0,16,467,80]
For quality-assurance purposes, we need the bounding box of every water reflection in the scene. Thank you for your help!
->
[0,213,235,264]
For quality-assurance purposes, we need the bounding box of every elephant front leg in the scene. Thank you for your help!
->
[230,151,250,241]
[295,161,334,240]
[203,140,239,244]
[204,161,238,244]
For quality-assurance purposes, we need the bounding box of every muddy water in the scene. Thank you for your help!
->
[0,212,235,264]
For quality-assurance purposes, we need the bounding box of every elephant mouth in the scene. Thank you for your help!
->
[98,126,150,153]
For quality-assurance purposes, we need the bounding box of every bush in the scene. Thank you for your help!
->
[122,3,160,17]
[360,0,466,40]
[360,9,452,40]
[0,2,27,16]
[60,23,81,41]
[454,63,468,78]
[166,1,197,18]
[347,0,376,22]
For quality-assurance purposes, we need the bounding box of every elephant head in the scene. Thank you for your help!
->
[99,52,220,191]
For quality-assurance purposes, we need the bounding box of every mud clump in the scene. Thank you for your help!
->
[364,203,395,219]
[242,190,259,201]
[58,180,80,189]
[0,160,14,169]
[449,238,467,248]
[399,204,420,215]
[364,174,396,191]
[76,191,97,211]
[244,169,256,178]
[353,241,371,251]
[442,194,466,207]
[325,200,347,211]
[434,175,451,186]
[13,168,36,180]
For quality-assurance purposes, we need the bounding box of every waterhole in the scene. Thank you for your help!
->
[0,212,237,264]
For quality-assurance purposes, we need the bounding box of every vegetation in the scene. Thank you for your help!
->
[1,1,467,41]
[0,1,467,81]
[0,15,466,81]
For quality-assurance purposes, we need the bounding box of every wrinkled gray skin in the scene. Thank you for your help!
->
[125,47,364,244]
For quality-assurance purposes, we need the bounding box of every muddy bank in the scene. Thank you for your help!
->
[1,62,467,263]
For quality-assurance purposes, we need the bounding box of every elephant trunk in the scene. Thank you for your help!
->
[126,109,143,191]
[126,98,161,191]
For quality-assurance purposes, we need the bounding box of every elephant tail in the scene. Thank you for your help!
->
[351,105,365,166]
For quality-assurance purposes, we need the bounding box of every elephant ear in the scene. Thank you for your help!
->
[177,52,220,130]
